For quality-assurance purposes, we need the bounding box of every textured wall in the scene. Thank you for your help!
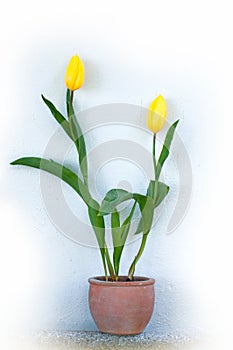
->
[0,0,227,340]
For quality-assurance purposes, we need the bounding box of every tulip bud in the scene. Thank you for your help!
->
[146,95,167,133]
[65,55,85,91]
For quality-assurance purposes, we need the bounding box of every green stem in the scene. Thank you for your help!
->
[100,247,108,281]
[68,90,76,142]
[70,89,74,106]
[104,243,116,281]
[153,133,159,201]
[128,234,148,280]
[153,133,156,178]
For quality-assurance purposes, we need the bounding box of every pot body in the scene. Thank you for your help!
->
[88,276,155,335]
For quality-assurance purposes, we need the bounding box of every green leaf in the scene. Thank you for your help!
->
[155,183,169,207]
[88,205,105,249]
[70,115,88,183]
[11,156,110,273]
[104,245,115,280]
[42,92,88,184]
[134,217,144,235]
[88,205,113,278]
[156,119,179,179]
[111,210,121,276]
[111,210,121,243]
[10,157,94,208]
[41,95,71,138]
[134,181,170,234]
[88,204,115,279]
[66,89,88,185]
[134,194,154,234]
[147,180,170,207]
[112,203,136,277]
[99,189,133,215]
[147,179,156,198]
[100,188,154,234]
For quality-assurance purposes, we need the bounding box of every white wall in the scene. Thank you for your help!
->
[0,0,232,344]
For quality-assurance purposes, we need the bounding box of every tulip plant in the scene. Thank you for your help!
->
[11,55,179,281]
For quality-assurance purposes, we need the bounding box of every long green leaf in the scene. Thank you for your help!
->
[10,157,94,208]
[135,181,170,234]
[66,89,88,185]
[88,205,115,279]
[147,180,170,207]
[120,202,136,243]
[100,188,154,234]
[111,203,136,277]
[111,210,121,248]
[104,245,115,280]
[99,189,133,215]
[156,119,179,179]
[11,156,110,276]
[111,209,121,277]
[134,194,154,234]
[41,95,71,138]
[87,205,112,279]
[88,205,105,249]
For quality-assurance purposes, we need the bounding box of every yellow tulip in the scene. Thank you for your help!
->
[65,55,85,91]
[146,95,167,133]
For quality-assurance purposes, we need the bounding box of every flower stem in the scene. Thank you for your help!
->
[100,247,108,281]
[128,234,148,280]
[153,133,158,201]
[153,133,156,178]
[105,243,116,281]
[68,90,77,143]
[70,90,74,108]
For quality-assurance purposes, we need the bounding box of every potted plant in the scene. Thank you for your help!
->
[11,55,179,335]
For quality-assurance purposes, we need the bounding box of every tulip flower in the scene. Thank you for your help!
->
[65,55,85,91]
[146,95,167,133]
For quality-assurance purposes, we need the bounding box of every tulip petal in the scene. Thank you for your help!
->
[65,55,85,91]
[147,94,167,133]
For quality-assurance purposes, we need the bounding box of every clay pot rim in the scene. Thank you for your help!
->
[88,276,155,287]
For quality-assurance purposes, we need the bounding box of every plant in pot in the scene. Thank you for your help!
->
[11,55,179,335]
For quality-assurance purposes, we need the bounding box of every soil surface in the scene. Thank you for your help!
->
[94,276,150,282]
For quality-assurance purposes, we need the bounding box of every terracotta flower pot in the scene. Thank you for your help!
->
[88,276,155,335]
